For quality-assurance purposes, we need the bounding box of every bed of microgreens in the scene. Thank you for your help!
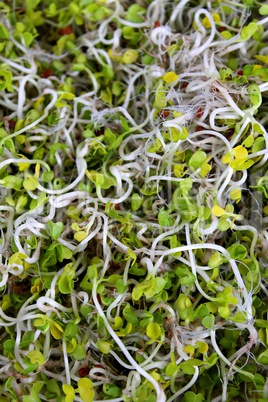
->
[0,0,268,401]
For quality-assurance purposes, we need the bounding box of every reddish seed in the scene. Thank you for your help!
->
[181,82,188,89]
[40,68,53,78]
[58,26,72,35]
[158,109,170,118]
[210,87,219,93]
[94,364,103,369]
[8,120,16,130]
[154,20,161,28]
[78,367,89,377]
[225,129,234,140]
[218,27,226,33]
[196,126,203,131]
[196,107,203,118]
[236,70,243,76]
[94,128,104,136]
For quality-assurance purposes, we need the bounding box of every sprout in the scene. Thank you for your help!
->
[0,1,267,401]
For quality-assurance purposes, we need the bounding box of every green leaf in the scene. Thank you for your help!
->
[146,322,162,339]
[252,137,265,153]
[123,304,139,326]
[23,176,38,191]
[22,389,41,402]
[47,221,64,240]
[182,391,205,402]
[16,194,28,212]
[131,193,143,211]
[26,0,41,9]
[4,339,15,353]
[72,344,86,360]
[241,22,258,40]
[216,286,238,306]
[179,178,192,193]
[129,264,146,276]
[227,244,247,260]
[204,352,219,367]
[116,278,128,294]
[135,384,157,402]
[0,23,9,39]
[195,304,210,319]
[153,82,167,109]
[0,69,13,92]
[34,315,49,332]
[175,266,196,285]
[257,350,268,365]
[142,54,155,65]
[189,150,207,170]
[202,315,215,329]
[24,109,40,126]
[45,379,61,399]
[0,175,23,190]
[64,321,78,340]
[180,358,203,374]
[208,252,223,268]
[218,306,230,318]
[256,319,268,328]
[126,4,146,23]
[86,170,116,189]
[59,263,75,294]
[248,84,262,107]
[114,321,132,337]
[58,273,74,294]
[27,350,45,366]
[96,340,112,354]
[158,208,173,226]
[22,32,36,47]
[219,67,233,81]
[175,294,192,311]
[122,49,139,64]
[103,384,121,397]
[21,363,39,375]
[56,243,72,261]
[218,218,230,231]
[259,5,268,15]
[55,92,75,108]
[41,171,54,183]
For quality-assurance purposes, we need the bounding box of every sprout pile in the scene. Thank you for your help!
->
[1,0,268,401]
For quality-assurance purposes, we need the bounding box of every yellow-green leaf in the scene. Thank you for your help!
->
[222,153,232,164]
[23,176,38,191]
[77,378,94,402]
[229,188,241,203]
[66,338,77,353]
[232,145,248,160]
[50,321,64,339]
[255,54,268,65]
[9,252,27,265]
[96,340,112,354]
[27,350,45,366]
[74,231,87,242]
[146,322,162,339]
[62,384,75,402]
[212,205,225,217]
[163,71,179,84]
[122,49,138,64]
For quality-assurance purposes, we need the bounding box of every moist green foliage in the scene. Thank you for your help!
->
[0,1,268,402]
